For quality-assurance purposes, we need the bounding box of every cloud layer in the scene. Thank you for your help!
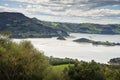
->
[10,0,120,10]
[0,0,120,24]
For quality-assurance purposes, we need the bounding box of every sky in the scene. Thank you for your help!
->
[0,0,120,24]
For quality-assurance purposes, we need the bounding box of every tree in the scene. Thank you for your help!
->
[0,36,49,80]
[64,60,106,80]
[104,66,120,80]
[43,67,64,80]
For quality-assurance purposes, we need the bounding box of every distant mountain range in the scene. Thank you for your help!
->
[0,12,120,38]
[39,20,120,34]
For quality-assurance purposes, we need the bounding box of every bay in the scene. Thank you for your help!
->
[13,33,120,64]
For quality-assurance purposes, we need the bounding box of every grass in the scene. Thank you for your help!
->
[52,64,73,71]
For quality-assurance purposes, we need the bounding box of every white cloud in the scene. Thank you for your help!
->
[10,0,49,4]
[0,6,33,17]
[1,0,120,24]
[10,0,120,10]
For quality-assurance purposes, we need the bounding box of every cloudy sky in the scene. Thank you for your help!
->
[0,0,120,24]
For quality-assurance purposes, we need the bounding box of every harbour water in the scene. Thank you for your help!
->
[13,33,120,64]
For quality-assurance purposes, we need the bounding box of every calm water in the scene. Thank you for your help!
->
[13,33,120,64]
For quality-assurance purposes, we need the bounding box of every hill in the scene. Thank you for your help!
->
[73,38,120,46]
[1,12,120,38]
[0,12,68,38]
[37,20,120,34]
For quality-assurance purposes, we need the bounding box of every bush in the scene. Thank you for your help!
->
[64,60,106,80]
[43,67,64,80]
[0,37,49,80]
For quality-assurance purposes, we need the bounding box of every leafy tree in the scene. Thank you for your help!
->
[104,66,120,80]
[64,60,106,80]
[0,35,49,80]
[43,67,64,80]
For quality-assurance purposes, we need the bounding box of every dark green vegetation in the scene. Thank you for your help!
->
[48,56,77,65]
[0,12,68,38]
[0,34,49,80]
[39,20,120,34]
[63,61,120,80]
[108,58,120,65]
[1,12,120,38]
[52,61,120,80]
[0,28,120,80]
[53,64,73,71]
[74,38,120,46]
[57,36,66,40]
[64,61,106,80]
[74,38,92,43]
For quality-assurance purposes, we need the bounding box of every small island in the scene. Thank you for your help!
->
[108,58,120,65]
[73,38,120,46]
[57,36,66,40]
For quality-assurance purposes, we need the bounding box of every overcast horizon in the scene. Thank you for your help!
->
[0,0,120,24]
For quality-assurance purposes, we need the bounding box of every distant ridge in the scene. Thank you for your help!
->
[0,12,120,38]
[0,12,68,38]
[38,21,120,34]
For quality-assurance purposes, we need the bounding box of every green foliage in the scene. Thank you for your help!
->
[0,31,12,38]
[64,60,106,80]
[51,23,58,28]
[0,33,120,80]
[0,36,49,80]
[48,56,77,65]
[40,21,120,34]
[103,65,120,80]
[53,64,73,71]
[43,67,64,80]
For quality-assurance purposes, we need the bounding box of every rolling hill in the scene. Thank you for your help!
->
[0,12,68,38]
[0,12,120,38]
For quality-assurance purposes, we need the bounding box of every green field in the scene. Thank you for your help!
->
[52,64,73,71]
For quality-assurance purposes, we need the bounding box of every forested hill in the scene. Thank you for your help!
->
[0,12,120,38]
[37,20,120,34]
[0,12,68,38]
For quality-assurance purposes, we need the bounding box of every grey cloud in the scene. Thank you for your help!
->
[4,0,120,24]
[46,0,120,11]
[9,0,120,11]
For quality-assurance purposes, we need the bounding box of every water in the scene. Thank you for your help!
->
[13,33,120,64]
